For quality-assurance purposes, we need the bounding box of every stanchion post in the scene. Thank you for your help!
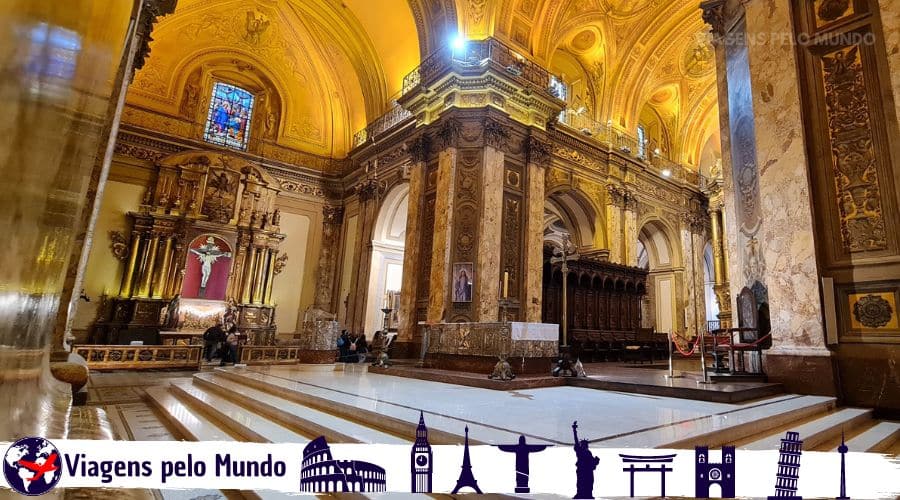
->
[697,330,711,384]
[665,332,684,379]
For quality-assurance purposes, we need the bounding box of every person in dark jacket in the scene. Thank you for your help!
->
[203,322,227,362]
[337,330,351,362]
[351,333,368,363]
[220,325,239,366]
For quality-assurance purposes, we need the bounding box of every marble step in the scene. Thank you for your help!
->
[212,368,523,445]
[192,372,409,444]
[602,394,837,449]
[170,382,308,443]
[145,386,237,442]
[845,421,900,452]
[741,407,872,450]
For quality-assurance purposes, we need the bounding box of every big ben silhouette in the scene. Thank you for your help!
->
[411,411,433,493]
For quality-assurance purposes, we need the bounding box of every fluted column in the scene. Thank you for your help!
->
[152,235,174,298]
[709,205,732,327]
[119,232,143,297]
[136,233,159,298]
[264,249,277,305]
[241,246,257,304]
[252,247,267,305]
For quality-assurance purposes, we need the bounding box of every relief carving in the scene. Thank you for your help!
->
[108,231,130,262]
[482,119,510,150]
[407,134,431,163]
[435,119,462,150]
[822,46,887,252]
[853,294,893,328]
[816,0,852,22]
[526,136,552,167]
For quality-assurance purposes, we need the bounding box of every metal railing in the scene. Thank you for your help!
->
[352,101,414,148]
[401,37,562,100]
[558,110,709,188]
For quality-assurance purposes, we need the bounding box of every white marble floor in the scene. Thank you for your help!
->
[236,365,832,447]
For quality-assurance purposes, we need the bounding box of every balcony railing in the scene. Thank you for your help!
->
[559,110,708,188]
[352,101,414,149]
[401,37,563,100]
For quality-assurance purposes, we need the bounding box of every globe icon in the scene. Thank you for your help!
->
[3,437,62,496]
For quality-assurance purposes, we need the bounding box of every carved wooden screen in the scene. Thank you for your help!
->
[792,0,900,342]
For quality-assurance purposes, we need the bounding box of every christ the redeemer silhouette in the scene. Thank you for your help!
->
[496,434,550,493]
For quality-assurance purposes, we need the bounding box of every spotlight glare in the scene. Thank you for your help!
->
[451,34,467,51]
[661,168,672,178]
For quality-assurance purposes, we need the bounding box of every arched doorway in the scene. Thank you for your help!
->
[637,220,679,335]
[364,184,408,335]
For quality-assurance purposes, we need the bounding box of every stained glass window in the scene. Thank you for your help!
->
[203,82,255,151]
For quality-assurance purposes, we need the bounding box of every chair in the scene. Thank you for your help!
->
[719,287,773,375]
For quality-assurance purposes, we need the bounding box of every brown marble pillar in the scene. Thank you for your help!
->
[523,138,551,322]
[427,147,458,322]
[347,170,381,333]
[398,136,428,342]
[475,145,504,321]
[313,205,344,313]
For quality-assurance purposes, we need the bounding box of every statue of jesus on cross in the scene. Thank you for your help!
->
[189,237,232,298]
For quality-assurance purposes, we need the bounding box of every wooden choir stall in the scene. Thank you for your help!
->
[541,246,662,362]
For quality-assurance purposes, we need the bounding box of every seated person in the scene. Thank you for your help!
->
[220,325,239,366]
[202,322,227,362]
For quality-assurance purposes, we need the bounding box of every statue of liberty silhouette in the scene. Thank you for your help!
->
[573,421,600,499]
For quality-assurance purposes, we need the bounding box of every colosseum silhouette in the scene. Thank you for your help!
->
[300,436,387,493]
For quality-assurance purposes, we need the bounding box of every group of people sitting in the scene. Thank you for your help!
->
[336,330,369,363]
[202,322,240,366]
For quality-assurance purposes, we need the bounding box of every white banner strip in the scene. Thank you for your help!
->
[3,440,899,498]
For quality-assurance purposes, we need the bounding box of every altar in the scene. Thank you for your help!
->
[423,322,559,374]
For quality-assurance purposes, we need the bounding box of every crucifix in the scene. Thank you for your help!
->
[189,237,232,298]
[550,233,579,347]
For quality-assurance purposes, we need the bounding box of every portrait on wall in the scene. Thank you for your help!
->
[452,262,474,303]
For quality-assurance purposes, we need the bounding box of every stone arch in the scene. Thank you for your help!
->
[545,186,607,249]
[365,183,409,335]
[638,218,681,334]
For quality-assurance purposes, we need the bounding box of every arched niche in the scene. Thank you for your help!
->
[182,234,233,301]
[175,54,285,151]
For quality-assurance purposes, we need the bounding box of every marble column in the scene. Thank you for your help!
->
[475,145,503,321]
[119,232,143,297]
[152,235,174,298]
[348,175,380,333]
[313,204,344,313]
[136,233,160,298]
[241,246,257,304]
[0,0,141,439]
[523,138,551,322]
[703,0,835,395]
[398,137,427,342]
[709,204,732,328]
[427,147,458,322]
[605,185,625,264]
[622,193,639,267]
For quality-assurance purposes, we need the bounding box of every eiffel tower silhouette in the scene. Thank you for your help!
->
[452,426,483,494]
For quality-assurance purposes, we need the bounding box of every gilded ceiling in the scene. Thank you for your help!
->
[125,0,718,171]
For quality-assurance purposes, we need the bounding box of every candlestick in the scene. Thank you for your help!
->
[503,271,509,299]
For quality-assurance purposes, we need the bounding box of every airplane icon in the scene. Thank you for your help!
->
[18,453,59,483]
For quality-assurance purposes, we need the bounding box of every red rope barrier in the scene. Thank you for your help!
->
[670,332,698,357]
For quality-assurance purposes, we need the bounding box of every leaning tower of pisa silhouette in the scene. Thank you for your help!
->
[768,431,804,500]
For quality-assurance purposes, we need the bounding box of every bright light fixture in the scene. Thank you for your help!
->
[451,34,467,51]
[661,168,672,177]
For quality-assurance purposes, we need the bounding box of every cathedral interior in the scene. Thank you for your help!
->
[2,0,900,496]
